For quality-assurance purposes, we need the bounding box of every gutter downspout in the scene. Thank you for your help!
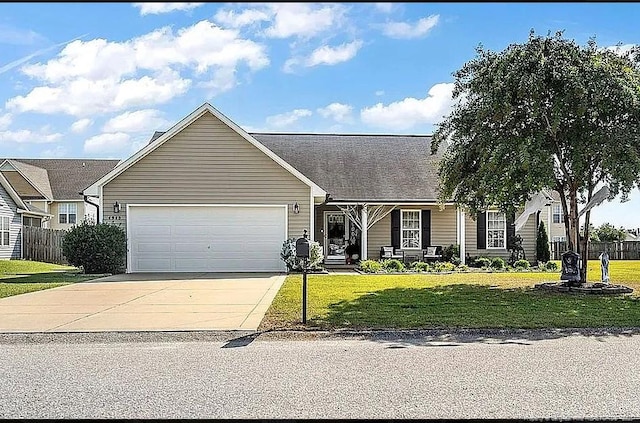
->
[82,193,100,224]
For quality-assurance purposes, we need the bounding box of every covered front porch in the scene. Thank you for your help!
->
[313,201,466,265]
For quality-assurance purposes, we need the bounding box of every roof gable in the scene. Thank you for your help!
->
[84,103,326,197]
[0,171,27,210]
[0,159,52,200]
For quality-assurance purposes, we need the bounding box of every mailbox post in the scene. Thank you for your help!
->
[295,230,310,324]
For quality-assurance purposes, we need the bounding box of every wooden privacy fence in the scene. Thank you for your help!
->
[551,241,640,261]
[22,226,67,265]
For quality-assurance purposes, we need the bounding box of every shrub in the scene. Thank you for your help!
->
[474,257,491,268]
[433,261,456,272]
[280,238,324,271]
[536,221,551,263]
[442,244,461,265]
[62,221,126,274]
[456,264,470,272]
[545,261,559,271]
[490,257,506,270]
[513,259,531,270]
[382,259,405,272]
[359,260,382,273]
[411,261,431,272]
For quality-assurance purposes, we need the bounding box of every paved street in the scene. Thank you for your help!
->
[2,330,640,419]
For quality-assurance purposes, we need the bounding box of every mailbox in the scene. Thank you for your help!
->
[296,230,310,259]
[560,251,581,284]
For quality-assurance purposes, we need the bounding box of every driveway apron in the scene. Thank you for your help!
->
[0,273,285,333]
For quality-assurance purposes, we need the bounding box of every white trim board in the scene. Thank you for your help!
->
[84,103,326,198]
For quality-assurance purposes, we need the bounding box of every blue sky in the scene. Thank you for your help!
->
[1,2,639,229]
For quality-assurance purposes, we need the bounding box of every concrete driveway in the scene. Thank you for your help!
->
[0,273,286,333]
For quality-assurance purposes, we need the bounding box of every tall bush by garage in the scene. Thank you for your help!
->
[62,221,127,274]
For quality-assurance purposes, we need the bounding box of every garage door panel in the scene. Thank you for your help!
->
[129,205,287,273]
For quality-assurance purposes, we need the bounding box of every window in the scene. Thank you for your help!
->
[486,211,506,249]
[401,210,421,249]
[1,216,9,247]
[552,204,564,224]
[59,203,77,224]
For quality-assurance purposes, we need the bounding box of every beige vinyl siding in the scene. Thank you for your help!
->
[368,213,390,259]
[0,183,21,259]
[49,201,89,230]
[102,111,311,238]
[465,212,537,261]
[367,205,458,259]
[1,171,42,198]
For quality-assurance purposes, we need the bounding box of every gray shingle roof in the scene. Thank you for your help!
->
[5,159,120,199]
[7,159,53,200]
[251,133,444,201]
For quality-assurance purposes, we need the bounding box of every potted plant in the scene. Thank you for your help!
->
[345,243,361,264]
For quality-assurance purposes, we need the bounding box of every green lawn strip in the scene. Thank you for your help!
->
[0,260,75,274]
[0,260,99,299]
[260,261,640,330]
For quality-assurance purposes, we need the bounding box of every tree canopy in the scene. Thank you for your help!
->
[431,30,640,281]
[590,222,628,243]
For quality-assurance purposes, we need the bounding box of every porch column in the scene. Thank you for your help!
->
[361,204,368,260]
[457,207,466,265]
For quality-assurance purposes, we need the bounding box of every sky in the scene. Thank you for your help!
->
[0,2,639,229]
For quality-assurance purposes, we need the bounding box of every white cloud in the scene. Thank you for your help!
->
[264,3,347,39]
[605,43,637,56]
[133,3,204,15]
[284,40,363,72]
[40,145,67,158]
[265,109,312,128]
[103,109,170,133]
[381,14,440,39]
[70,118,93,133]
[374,3,394,13]
[317,103,353,123]
[0,113,11,130]
[83,132,131,155]
[214,8,271,28]
[0,128,62,144]
[360,83,455,130]
[7,20,268,117]
[375,90,385,96]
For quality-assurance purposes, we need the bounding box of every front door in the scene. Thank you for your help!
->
[324,212,347,259]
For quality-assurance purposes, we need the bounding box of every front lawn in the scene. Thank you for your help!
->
[0,260,98,299]
[260,260,640,330]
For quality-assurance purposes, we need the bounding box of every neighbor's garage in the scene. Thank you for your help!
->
[128,205,287,273]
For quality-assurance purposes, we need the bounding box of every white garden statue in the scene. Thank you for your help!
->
[599,251,610,284]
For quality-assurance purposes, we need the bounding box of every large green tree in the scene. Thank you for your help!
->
[431,31,640,282]
[592,222,628,242]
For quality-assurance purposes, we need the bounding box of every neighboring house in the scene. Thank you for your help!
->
[0,159,120,231]
[537,190,568,243]
[0,159,119,259]
[84,102,540,274]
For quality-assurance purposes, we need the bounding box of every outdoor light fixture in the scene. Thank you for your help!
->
[113,201,121,214]
[293,202,300,214]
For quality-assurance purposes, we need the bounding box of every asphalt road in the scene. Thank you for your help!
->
[2,330,640,419]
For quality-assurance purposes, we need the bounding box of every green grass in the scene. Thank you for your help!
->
[260,260,640,330]
[0,260,98,299]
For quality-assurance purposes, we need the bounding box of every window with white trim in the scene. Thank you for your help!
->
[486,211,506,249]
[59,203,77,224]
[401,210,421,249]
[1,216,9,247]
[552,204,564,224]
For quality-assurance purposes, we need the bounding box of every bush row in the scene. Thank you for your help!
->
[358,257,559,274]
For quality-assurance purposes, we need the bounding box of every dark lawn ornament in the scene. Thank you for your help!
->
[561,251,582,286]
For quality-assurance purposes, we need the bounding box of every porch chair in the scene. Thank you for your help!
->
[422,246,443,262]
[380,246,405,262]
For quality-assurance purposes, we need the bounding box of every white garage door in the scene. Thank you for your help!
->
[128,205,287,273]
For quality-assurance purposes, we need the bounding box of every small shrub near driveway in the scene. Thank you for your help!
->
[62,221,126,274]
[281,238,324,271]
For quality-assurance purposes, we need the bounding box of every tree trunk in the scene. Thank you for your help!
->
[581,209,591,282]
[567,189,580,255]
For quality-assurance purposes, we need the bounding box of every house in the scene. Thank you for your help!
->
[84,102,541,273]
[0,159,119,259]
